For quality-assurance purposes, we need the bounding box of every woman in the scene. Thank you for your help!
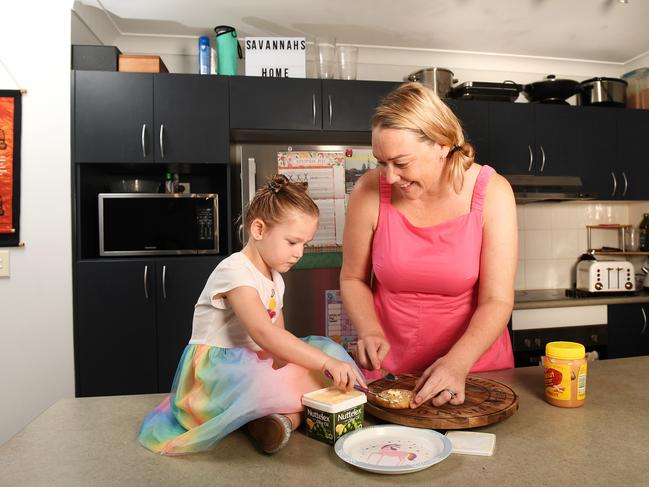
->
[340,82,517,409]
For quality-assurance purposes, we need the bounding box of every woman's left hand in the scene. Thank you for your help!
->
[410,356,468,408]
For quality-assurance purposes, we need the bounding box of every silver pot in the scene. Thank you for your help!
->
[109,179,162,193]
[407,67,457,98]
[578,77,627,107]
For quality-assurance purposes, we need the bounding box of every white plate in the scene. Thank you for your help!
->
[334,425,452,475]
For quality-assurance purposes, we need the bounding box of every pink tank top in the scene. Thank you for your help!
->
[371,165,513,375]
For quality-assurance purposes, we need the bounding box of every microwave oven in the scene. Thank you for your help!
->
[98,193,219,256]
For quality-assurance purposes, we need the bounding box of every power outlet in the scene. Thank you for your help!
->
[0,250,9,277]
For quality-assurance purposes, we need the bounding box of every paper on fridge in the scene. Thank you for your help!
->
[278,151,345,247]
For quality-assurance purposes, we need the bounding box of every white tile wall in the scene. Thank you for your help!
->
[516,201,649,290]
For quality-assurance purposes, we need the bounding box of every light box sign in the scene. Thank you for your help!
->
[245,37,306,78]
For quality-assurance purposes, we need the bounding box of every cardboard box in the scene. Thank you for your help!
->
[118,55,169,73]
[72,45,121,71]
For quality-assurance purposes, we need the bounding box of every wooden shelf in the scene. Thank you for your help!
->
[593,251,649,255]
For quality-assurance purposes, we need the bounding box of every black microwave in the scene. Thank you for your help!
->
[98,193,219,256]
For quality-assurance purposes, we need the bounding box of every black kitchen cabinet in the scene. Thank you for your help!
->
[607,303,649,359]
[447,100,490,165]
[487,102,534,174]
[74,71,229,163]
[156,258,220,392]
[616,108,649,200]
[321,80,399,131]
[76,260,158,397]
[75,256,221,397]
[532,104,581,177]
[229,76,322,130]
[75,72,153,163]
[575,106,619,199]
[153,75,229,164]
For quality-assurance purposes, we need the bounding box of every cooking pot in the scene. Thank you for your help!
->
[522,75,579,104]
[578,77,627,107]
[407,67,457,98]
[109,179,161,193]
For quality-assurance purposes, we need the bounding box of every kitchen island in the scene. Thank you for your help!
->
[1,357,648,487]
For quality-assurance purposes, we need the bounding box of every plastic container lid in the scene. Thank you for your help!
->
[302,387,366,413]
[622,67,649,80]
[546,341,585,360]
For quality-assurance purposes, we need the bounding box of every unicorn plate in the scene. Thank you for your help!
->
[334,425,452,475]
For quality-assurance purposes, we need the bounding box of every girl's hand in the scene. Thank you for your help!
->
[355,333,390,370]
[322,358,367,392]
[410,356,468,408]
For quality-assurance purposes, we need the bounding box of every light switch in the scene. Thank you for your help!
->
[0,250,9,277]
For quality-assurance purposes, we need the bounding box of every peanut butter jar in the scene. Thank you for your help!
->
[543,342,587,408]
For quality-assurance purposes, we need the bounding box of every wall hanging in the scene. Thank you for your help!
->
[0,90,22,247]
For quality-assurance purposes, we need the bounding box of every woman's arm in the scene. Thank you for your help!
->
[340,170,390,370]
[413,174,517,406]
[227,287,366,389]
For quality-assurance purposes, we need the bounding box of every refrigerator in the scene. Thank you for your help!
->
[231,143,375,344]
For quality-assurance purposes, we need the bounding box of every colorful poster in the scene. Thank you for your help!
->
[325,289,357,354]
[0,91,21,246]
[0,96,15,233]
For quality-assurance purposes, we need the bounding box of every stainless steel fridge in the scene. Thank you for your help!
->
[231,143,373,340]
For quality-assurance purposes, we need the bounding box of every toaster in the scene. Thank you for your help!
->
[576,260,635,293]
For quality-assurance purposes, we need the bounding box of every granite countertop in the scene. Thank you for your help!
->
[514,288,649,309]
[2,357,649,486]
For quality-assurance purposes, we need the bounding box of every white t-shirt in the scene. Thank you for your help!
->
[189,252,285,351]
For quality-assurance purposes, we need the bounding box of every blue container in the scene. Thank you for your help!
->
[198,36,211,75]
[214,25,242,76]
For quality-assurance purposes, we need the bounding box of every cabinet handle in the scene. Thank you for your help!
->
[162,265,167,300]
[312,94,316,126]
[622,171,628,197]
[141,124,147,157]
[159,124,165,159]
[527,145,533,172]
[610,172,617,197]
[328,95,333,126]
[642,307,647,335]
[143,265,149,300]
[539,145,546,172]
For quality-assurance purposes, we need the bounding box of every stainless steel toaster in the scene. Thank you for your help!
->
[576,260,635,293]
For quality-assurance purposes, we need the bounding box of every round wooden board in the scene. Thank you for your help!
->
[365,375,519,429]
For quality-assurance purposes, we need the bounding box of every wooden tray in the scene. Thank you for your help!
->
[365,374,519,429]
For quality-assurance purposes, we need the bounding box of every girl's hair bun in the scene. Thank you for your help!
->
[266,174,290,194]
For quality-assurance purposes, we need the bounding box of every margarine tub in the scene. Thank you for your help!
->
[302,387,367,444]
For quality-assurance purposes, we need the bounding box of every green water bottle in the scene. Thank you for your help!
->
[640,213,649,251]
[214,25,242,75]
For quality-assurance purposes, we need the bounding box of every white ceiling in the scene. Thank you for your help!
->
[81,0,649,63]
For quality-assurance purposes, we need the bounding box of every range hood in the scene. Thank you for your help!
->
[504,174,596,203]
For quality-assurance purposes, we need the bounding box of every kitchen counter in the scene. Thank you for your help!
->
[514,288,649,309]
[2,358,649,486]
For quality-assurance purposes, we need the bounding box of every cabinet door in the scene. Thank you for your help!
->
[616,109,649,200]
[447,100,490,167]
[76,260,157,396]
[321,80,399,131]
[229,76,322,130]
[154,75,229,164]
[575,106,619,199]
[533,104,581,176]
[488,103,535,174]
[74,71,153,163]
[156,257,222,392]
[608,303,649,359]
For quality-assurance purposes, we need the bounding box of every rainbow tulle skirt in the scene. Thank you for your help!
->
[138,335,355,455]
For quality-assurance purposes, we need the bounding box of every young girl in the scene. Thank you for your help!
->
[138,174,365,455]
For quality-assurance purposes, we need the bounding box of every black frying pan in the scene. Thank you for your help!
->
[523,75,579,103]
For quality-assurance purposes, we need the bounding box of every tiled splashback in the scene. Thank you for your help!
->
[516,201,649,290]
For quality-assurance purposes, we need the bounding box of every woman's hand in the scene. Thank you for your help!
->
[322,358,367,392]
[355,333,390,371]
[410,356,469,408]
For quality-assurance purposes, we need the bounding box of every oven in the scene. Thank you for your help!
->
[511,305,608,367]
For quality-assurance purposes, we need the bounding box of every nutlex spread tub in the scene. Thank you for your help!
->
[302,387,367,445]
[543,341,587,408]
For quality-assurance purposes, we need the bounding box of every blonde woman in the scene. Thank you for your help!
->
[341,82,517,409]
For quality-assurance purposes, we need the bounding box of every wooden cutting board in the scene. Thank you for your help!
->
[365,374,519,429]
